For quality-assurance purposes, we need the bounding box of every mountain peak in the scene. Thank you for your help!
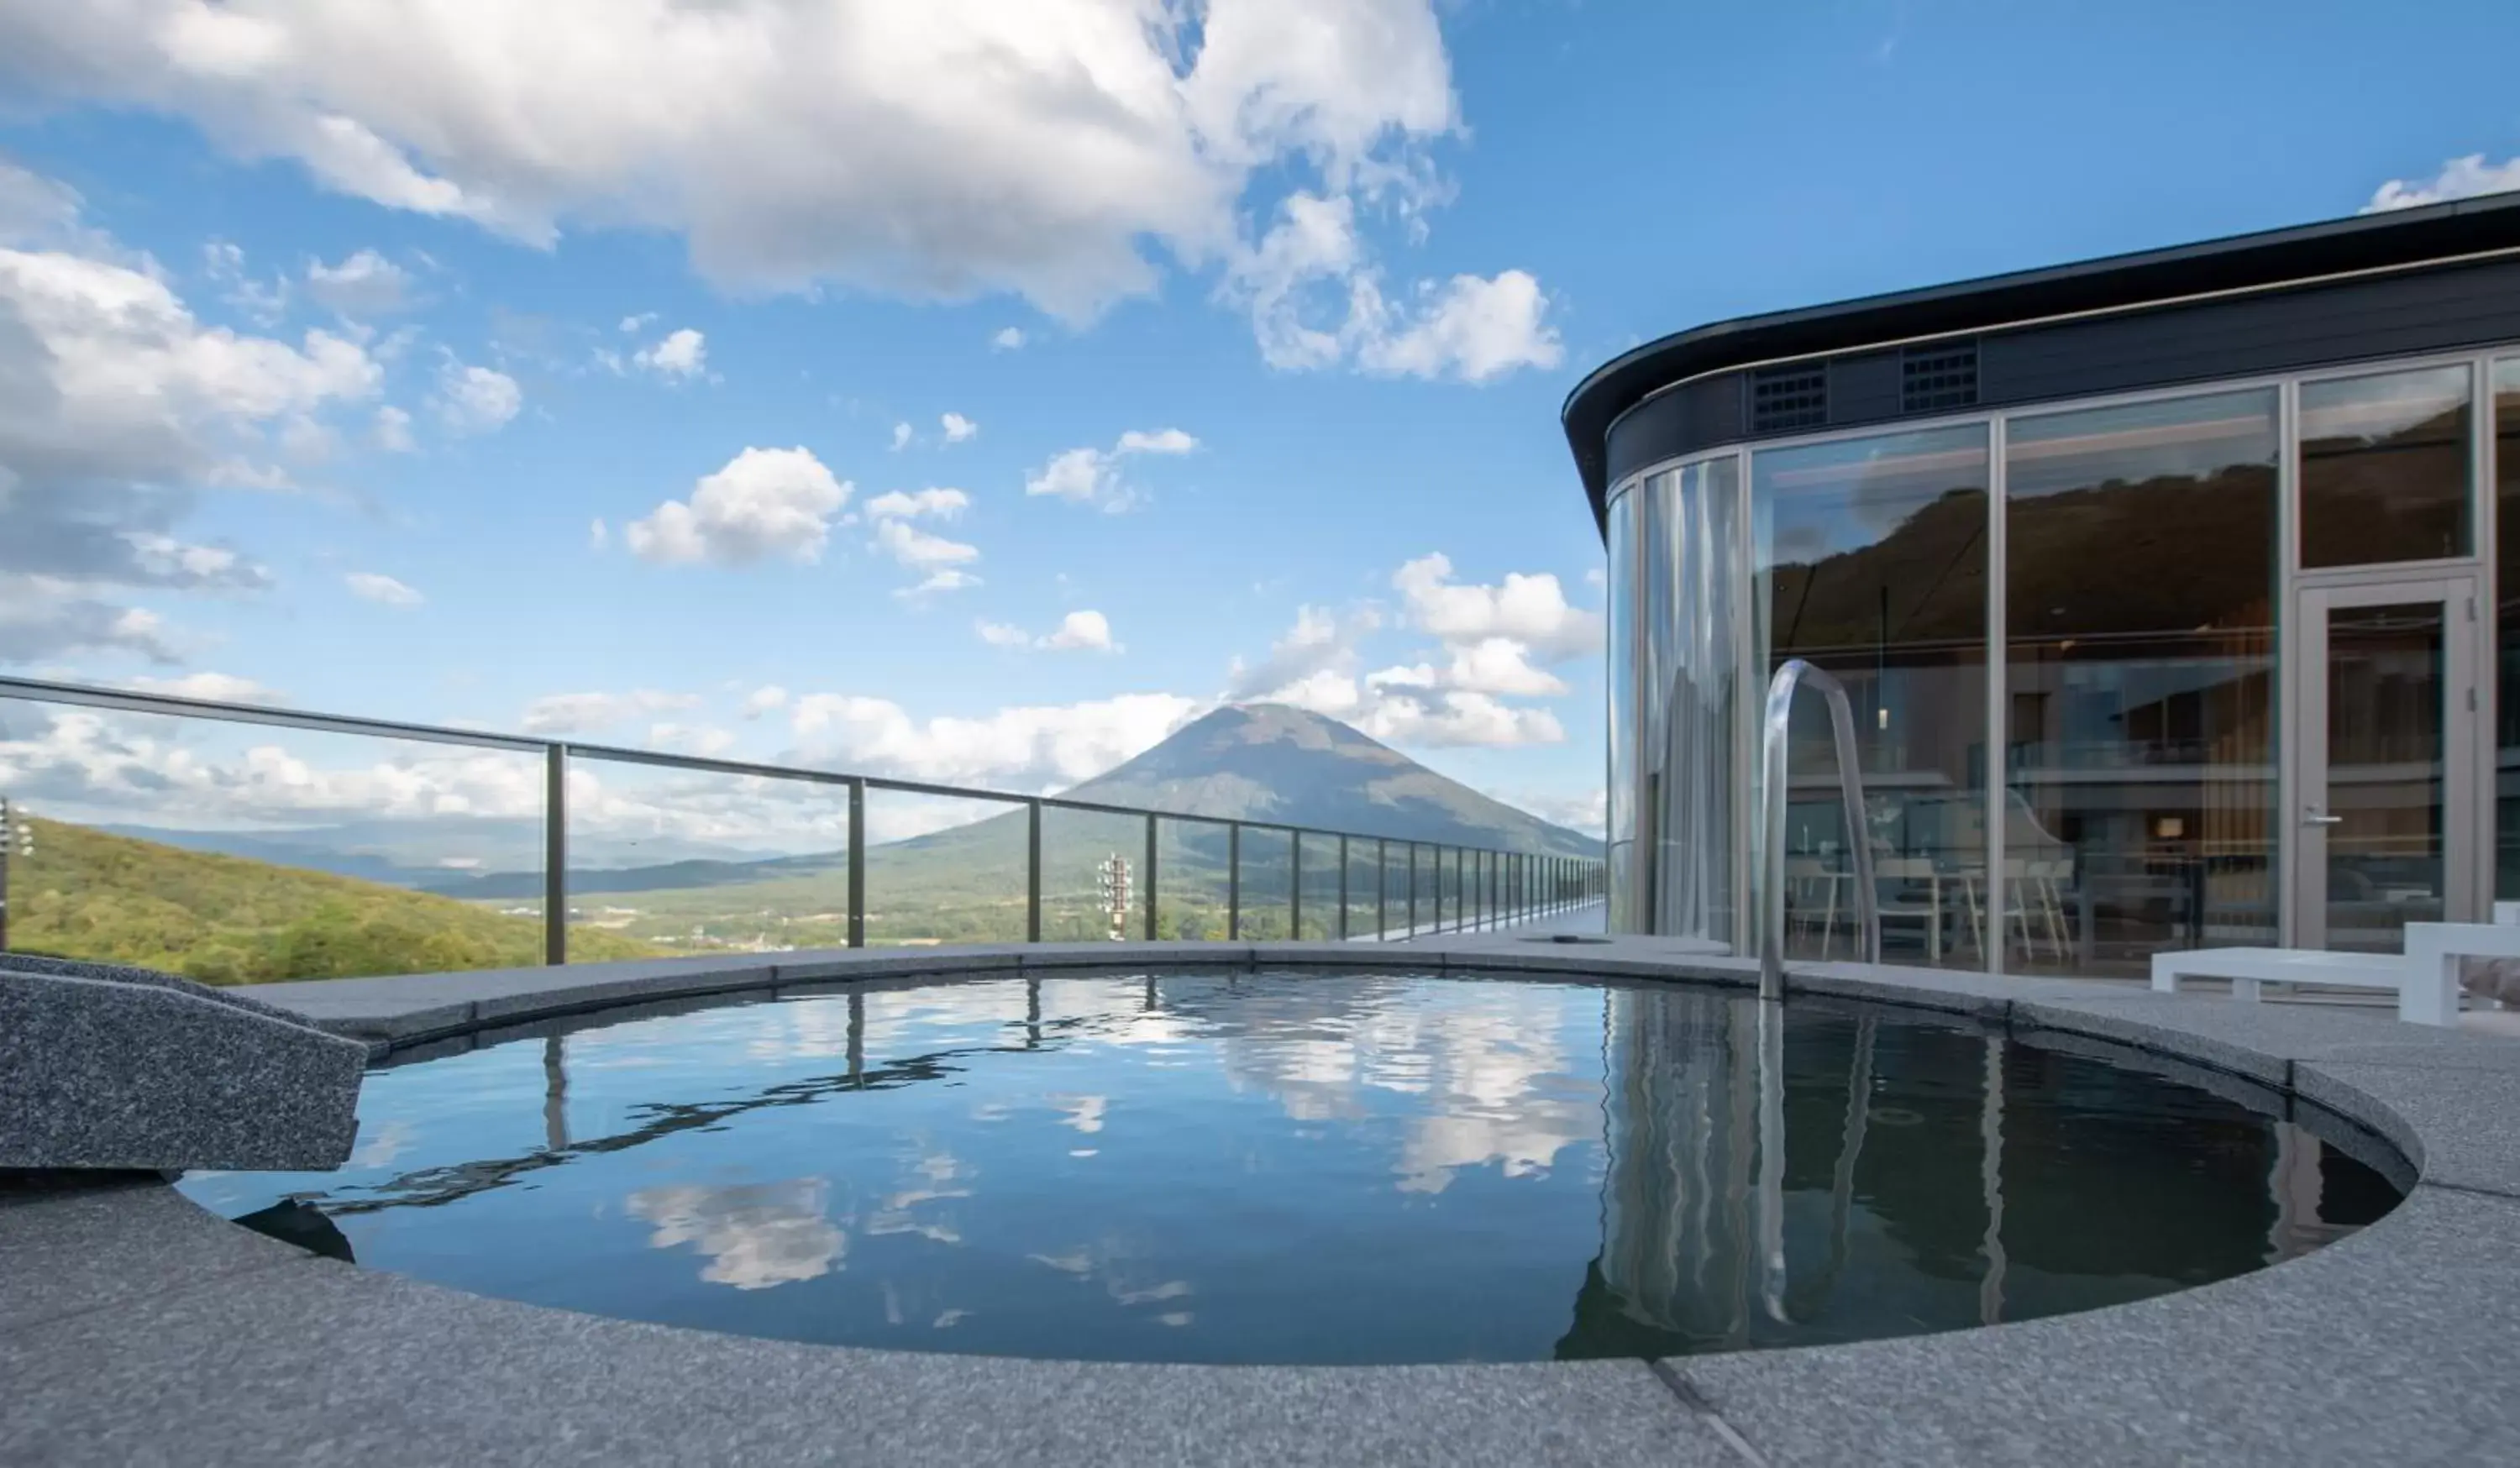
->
[1059,703,1598,857]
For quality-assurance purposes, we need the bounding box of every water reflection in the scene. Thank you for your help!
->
[626,1178,844,1290]
[185,973,2401,1365]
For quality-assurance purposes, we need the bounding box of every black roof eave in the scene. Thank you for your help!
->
[1560,191,2520,535]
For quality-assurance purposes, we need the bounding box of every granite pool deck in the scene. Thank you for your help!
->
[9,926,2520,1466]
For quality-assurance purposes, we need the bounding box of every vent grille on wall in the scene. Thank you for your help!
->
[1901,343,1979,413]
[1750,364,1828,433]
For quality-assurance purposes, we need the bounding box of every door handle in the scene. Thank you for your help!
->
[2304,810,2344,826]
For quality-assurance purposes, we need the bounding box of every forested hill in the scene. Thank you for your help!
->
[5,818,655,983]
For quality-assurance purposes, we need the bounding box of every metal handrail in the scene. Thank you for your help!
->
[0,674,1602,961]
[1759,659,1880,1002]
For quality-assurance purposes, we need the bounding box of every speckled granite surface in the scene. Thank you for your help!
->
[7,929,2516,1466]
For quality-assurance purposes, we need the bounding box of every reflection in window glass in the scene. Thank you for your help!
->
[2005,389,2280,975]
[1753,424,1988,970]
[2299,364,2472,568]
[1607,486,1640,931]
[2497,359,2520,901]
[1642,458,1741,945]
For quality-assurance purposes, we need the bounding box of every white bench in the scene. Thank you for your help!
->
[2150,922,2520,1028]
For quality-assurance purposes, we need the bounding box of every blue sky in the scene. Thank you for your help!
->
[3,0,2517,845]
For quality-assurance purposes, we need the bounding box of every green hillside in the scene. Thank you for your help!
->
[4,818,659,984]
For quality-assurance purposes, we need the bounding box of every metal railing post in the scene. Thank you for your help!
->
[1143,813,1158,941]
[1376,838,1388,941]
[1407,843,1418,937]
[847,779,866,949]
[1337,835,1349,941]
[1290,831,1303,941]
[1227,822,1242,940]
[543,743,567,966]
[1760,658,1881,1003]
[1026,799,1042,944]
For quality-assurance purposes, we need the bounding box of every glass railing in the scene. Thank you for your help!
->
[0,675,1604,983]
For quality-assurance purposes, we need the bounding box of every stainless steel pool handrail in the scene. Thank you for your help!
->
[1759,659,1880,1001]
[0,674,1603,960]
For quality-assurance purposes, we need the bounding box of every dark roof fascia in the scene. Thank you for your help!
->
[1561,191,2520,533]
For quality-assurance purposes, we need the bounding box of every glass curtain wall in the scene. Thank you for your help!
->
[1751,424,1990,969]
[1607,487,1641,931]
[1641,457,1743,945]
[2003,391,2281,976]
[2498,359,2520,902]
[2299,364,2474,568]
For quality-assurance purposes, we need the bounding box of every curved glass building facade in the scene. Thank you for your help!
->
[1575,196,2520,975]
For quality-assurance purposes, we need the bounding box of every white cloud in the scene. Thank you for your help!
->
[1392,553,1601,663]
[0,170,377,664]
[201,238,291,325]
[1223,590,1568,749]
[1440,637,1567,697]
[991,327,1026,351]
[890,422,913,453]
[0,700,869,852]
[1024,427,1198,511]
[895,569,980,599]
[1043,609,1117,652]
[1225,604,1371,701]
[741,684,790,719]
[625,446,853,566]
[1352,689,1564,748]
[864,487,969,521]
[870,516,979,570]
[588,516,609,550]
[2365,153,2520,212]
[620,312,657,333]
[434,360,521,433]
[126,671,286,705]
[0,1,1462,328]
[1351,270,1561,383]
[789,689,1200,790]
[521,688,701,736]
[1512,786,1605,838]
[0,3,1553,377]
[344,571,423,608]
[1114,427,1197,455]
[979,609,1120,653]
[0,157,83,243]
[373,404,415,452]
[632,327,708,380]
[304,248,412,317]
[1228,192,1560,382]
[939,412,979,443]
[644,721,738,758]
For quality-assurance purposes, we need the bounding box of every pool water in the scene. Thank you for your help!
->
[183,971,2402,1365]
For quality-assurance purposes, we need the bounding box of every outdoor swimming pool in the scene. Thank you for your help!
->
[181,970,2402,1365]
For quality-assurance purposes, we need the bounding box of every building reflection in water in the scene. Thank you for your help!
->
[1562,985,2398,1360]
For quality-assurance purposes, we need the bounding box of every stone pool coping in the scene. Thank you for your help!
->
[8,936,2520,1465]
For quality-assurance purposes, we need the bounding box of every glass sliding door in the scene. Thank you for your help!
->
[1751,424,1989,969]
[2003,390,2281,975]
[2295,579,2481,952]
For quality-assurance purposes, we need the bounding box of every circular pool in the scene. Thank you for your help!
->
[181,969,2401,1365]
